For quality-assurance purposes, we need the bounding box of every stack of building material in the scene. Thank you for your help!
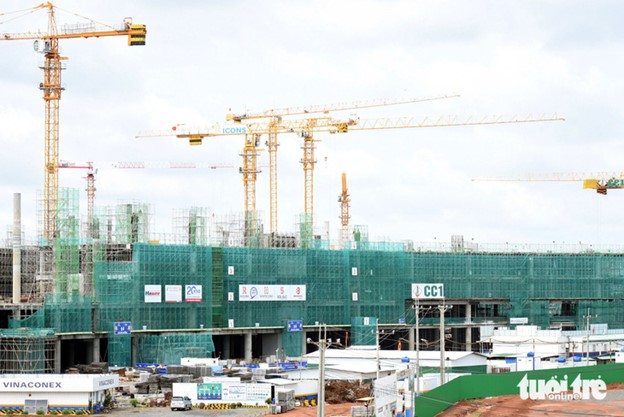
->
[351,405,371,417]
[276,389,295,412]
[135,374,191,394]
[65,362,110,374]
[252,367,267,381]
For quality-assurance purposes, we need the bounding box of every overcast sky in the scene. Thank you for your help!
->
[2,1,624,248]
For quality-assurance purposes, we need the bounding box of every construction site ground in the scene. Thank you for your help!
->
[437,383,624,417]
[109,403,359,416]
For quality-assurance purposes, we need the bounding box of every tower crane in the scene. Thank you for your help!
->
[226,94,460,236]
[274,112,565,237]
[472,171,624,195]
[0,2,146,241]
[338,172,350,246]
[58,161,96,236]
[140,113,564,242]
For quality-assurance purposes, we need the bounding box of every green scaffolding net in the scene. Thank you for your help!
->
[94,243,213,331]
[24,241,624,339]
[135,334,215,365]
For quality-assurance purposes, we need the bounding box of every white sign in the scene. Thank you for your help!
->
[352,292,358,301]
[411,283,444,299]
[228,319,234,328]
[144,285,162,303]
[165,285,182,303]
[351,267,358,276]
[185,285,202,302]
[510,317,529,324]
[0,374,119,393]
[228,266,235,275]
[238,285,306,301]
[228,292,234,301]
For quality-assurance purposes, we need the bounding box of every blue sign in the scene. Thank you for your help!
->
[114,321,132,335]
[287,320,303,332]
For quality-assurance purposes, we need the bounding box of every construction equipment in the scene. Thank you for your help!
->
[277,113,565,237]
[0,3,146,241]
[57,161,96,235]
[338,172,350,245]
[141,113,564,241]
[473,171,624,195]
[226,94,460,235]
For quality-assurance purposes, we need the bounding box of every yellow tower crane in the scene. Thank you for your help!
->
[338,172,350,246]
[472,171,624,195]
[139,113,564,244]
[272,113,565,238]
[0,2,146,241]
[226,94,460,235]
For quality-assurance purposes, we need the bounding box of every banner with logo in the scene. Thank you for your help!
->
[165,285,182,303]
[185,285,202,302]
[238,285,306,301]
[144,285,162,303]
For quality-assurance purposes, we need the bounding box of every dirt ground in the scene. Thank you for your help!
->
[438,384,624,417]
[279,402,362,417]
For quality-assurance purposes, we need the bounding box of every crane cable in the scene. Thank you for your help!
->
[1,4,117,31]
[0,5,46,25]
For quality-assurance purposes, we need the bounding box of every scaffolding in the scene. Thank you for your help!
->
[172,207,211,245]
[0,246,39,303]
[114,202,151,244]
[0,328,56,374]
[44,294,92,333]
[94,243,212,331]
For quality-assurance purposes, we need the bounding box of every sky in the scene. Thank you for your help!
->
[1,0,624,248]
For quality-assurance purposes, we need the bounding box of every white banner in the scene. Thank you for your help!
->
[185,285,202,302]
[165,285,182,303]
[144,285,162,303]
[238,285,306,301]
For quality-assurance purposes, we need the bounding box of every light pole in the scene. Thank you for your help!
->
[438,303,450,385]
[584,307,594,365]
[376,318,380,381]
[308,327,340,417]
[413,300,429,397]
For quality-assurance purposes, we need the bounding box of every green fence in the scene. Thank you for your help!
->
[414,363,624,417]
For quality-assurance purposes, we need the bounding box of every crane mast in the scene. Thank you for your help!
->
[42,3,63,242]
[339,172,350,246]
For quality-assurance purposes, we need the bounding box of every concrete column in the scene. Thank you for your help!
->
[465,304,472,350]
[302,331,307,356]
[93,337,101,363]
[54,339,62,373]
[244,332,253,363]
[408,327,415,350]
[12,193,21,305]
[131,335,138,367]
[222,336,231,359]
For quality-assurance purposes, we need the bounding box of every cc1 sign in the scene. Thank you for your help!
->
[412,283,444,299]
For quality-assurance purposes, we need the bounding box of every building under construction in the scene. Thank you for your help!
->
[1,189,624,373]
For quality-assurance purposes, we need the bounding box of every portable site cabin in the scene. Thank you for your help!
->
[0,374,119,413]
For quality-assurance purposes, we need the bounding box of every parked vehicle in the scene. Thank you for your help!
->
[171,396,192,411]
